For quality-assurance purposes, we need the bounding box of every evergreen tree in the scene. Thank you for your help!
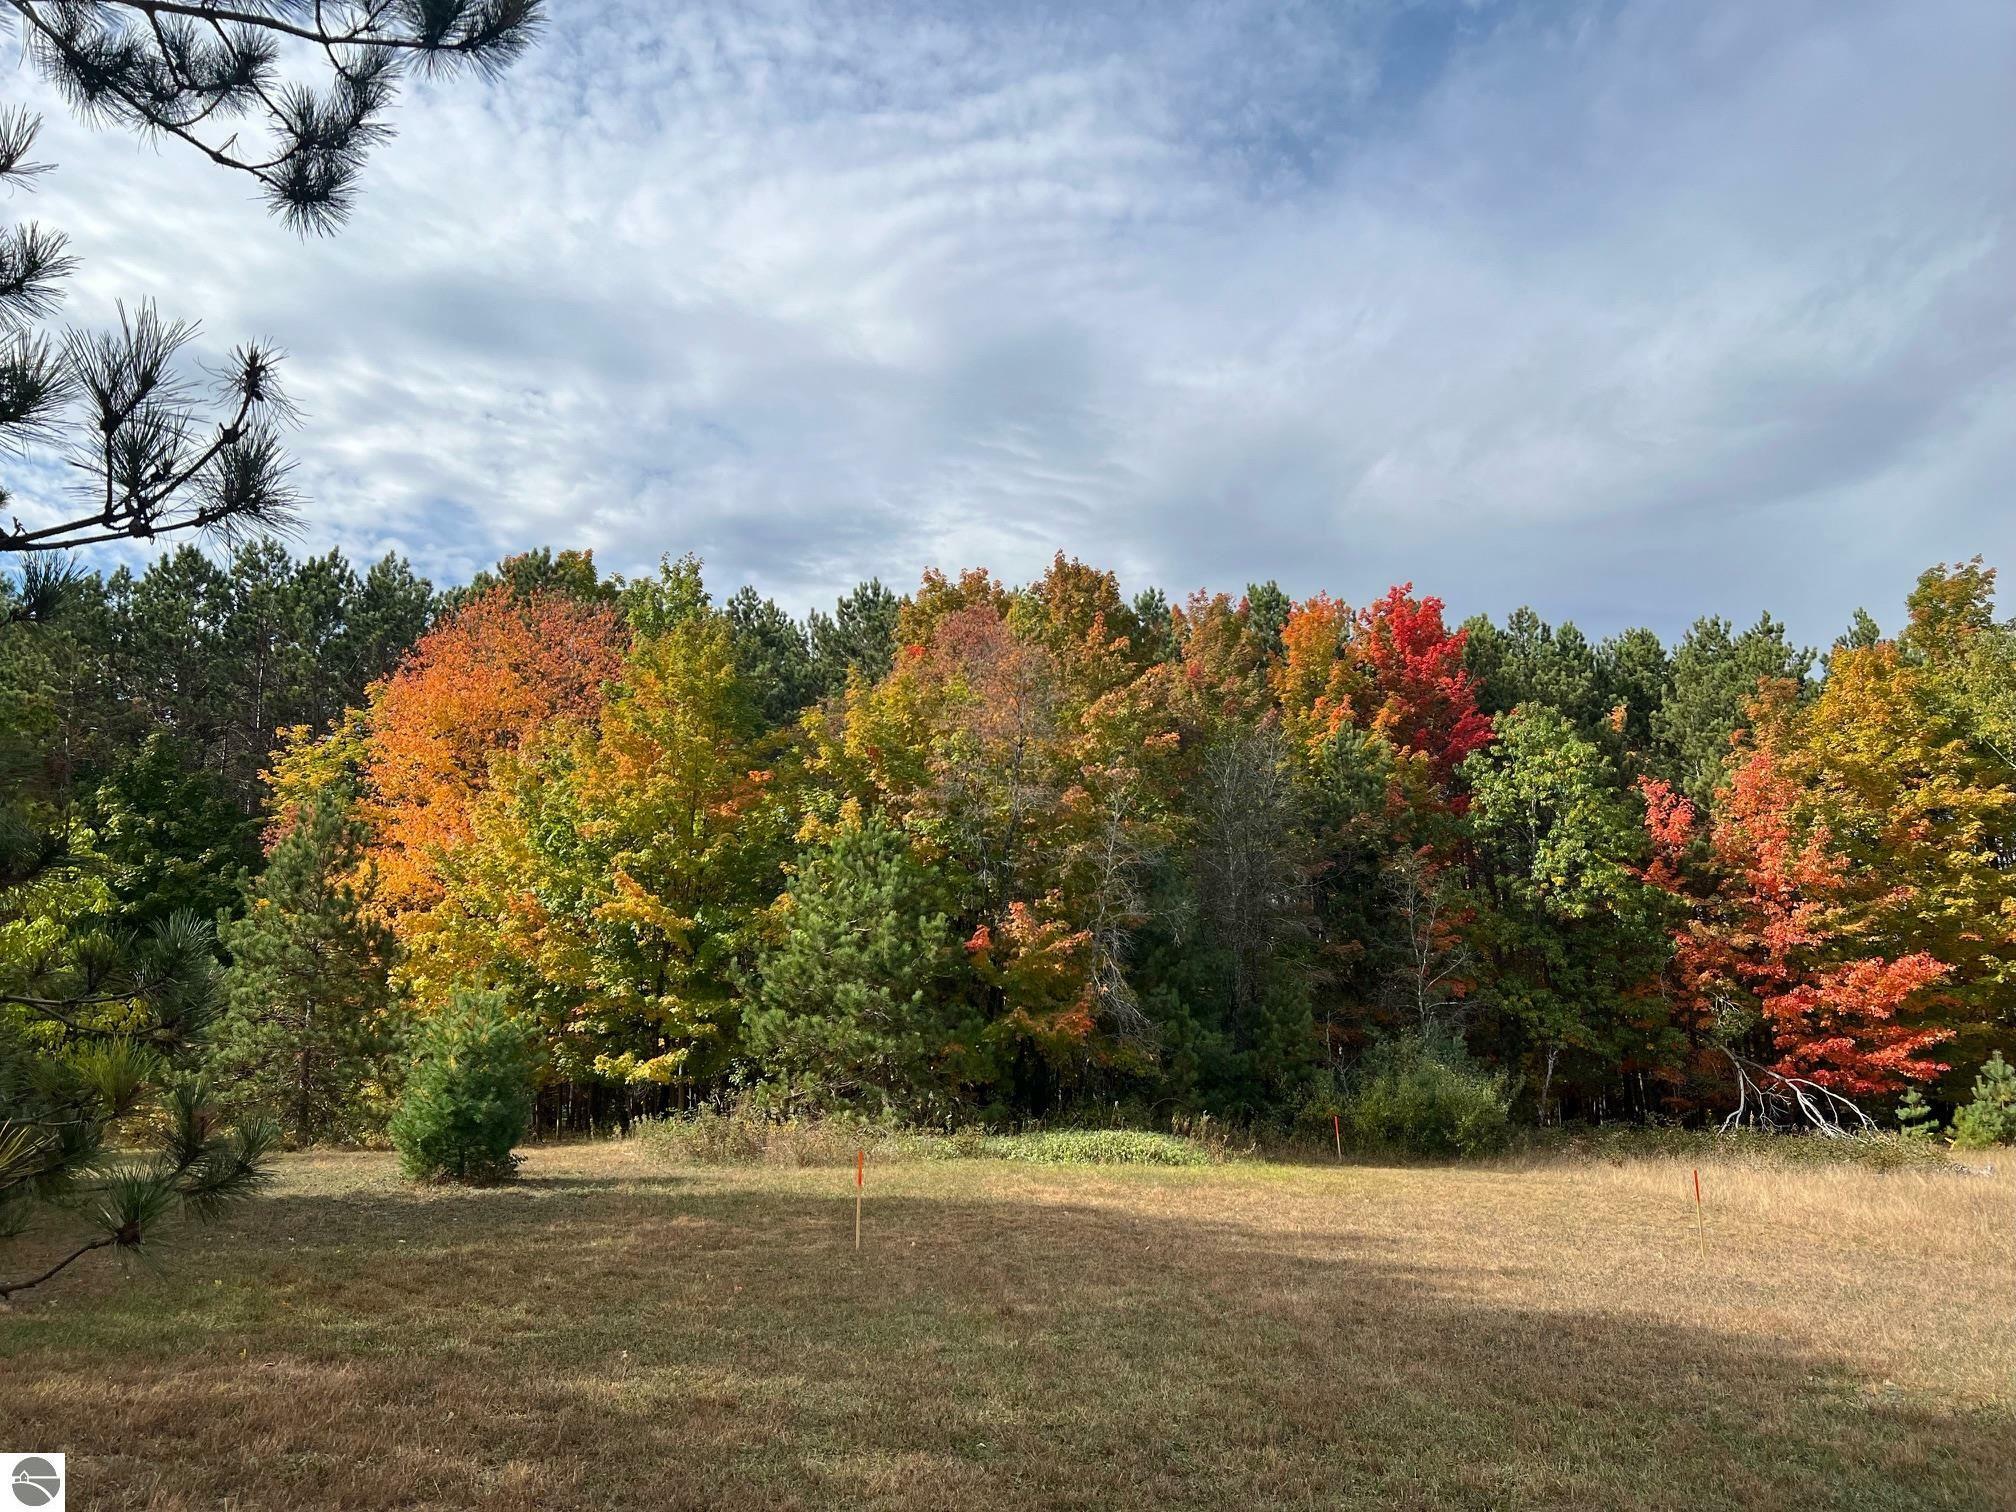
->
[1129,587,1180,664]
[747,816,982,1117]
[1242,580,1291,658]
[1895,1086,1940,1142]
[1462,608,1608,734]
[1651,613,1813,803]
[1596,626,1672,757]
[213,793,395,1146]
[726,585,819,726]
[2,577,270,1296]
[389,992,535,1184]
[0,5,544,553]
[441,547,615,616]
[809,579,903,693]
[1951,1053,2016,1149]
[1834,608,1883,656]
[339,554,435,699]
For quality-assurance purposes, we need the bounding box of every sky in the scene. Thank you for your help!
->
[9,0,2015,645]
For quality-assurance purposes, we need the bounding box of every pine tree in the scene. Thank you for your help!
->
[213,793,395,1147]
[809,579,903,694]
[726,586,819,726]
[747,816,984,1118]
[388,993,535,1184]
[1650,613,1814,803]
[1242,581,1291,659]
[1951,1053,2016,1150]
[1895,1087,1940,1142]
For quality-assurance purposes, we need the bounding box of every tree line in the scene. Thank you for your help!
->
[10,540,2013,1154]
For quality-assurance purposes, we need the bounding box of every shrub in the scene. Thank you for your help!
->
[1951,1053,2016,1150]
[388,994,535,1183]
[1346,1036,1512,1158]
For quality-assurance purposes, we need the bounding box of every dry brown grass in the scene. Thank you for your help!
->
[3,1143,2010,1510]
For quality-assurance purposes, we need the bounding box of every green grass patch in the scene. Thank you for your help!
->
[636,1109,1225,1169]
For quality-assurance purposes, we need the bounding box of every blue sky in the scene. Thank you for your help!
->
[12,0,2015,643]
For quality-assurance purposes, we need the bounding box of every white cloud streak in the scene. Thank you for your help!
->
[9,0,2013,641]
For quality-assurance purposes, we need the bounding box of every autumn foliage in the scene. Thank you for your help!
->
[1643,761,1953,1096]
[210,550,2016,1127]
[361,586,624,913]
[1275,585,1491,790]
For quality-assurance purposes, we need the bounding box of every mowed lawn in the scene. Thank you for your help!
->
[2,1144,2010,1511]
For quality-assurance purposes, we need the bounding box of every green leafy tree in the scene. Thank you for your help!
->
[213,793,396,1146]
[1462,705,1678,1118]
[1345,1033,1512,1157]
[747,816,983,1116]
[86,734,257,931]
[389,992,535,1184]
[619,552,711,639]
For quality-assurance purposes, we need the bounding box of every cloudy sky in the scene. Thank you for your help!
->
[12,0,2015,643]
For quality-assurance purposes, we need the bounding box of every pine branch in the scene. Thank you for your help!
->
[4,0,543,231]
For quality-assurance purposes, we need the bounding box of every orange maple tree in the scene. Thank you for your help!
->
[361,586,625,916]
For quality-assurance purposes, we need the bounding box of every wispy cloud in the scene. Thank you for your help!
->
[11,0,2013,640]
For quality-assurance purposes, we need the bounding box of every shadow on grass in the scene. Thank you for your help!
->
[510,1173,696,1195]
[3,1167,2006,1511]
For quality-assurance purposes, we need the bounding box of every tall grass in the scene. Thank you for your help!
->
[634,1103,1231,1168]
[633,1094,1977,1175]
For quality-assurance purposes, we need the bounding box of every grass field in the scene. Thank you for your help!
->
[2,1142,2010,1510]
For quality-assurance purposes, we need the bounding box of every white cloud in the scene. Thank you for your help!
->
[8,0,2013,642]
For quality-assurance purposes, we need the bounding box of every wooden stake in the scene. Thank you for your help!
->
[855,1147,864,1252]
[1692,1167,1707,1261]
[1332,1112,1342,1161]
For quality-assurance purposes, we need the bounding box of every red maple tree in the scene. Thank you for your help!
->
[1641,758,1952,1097]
